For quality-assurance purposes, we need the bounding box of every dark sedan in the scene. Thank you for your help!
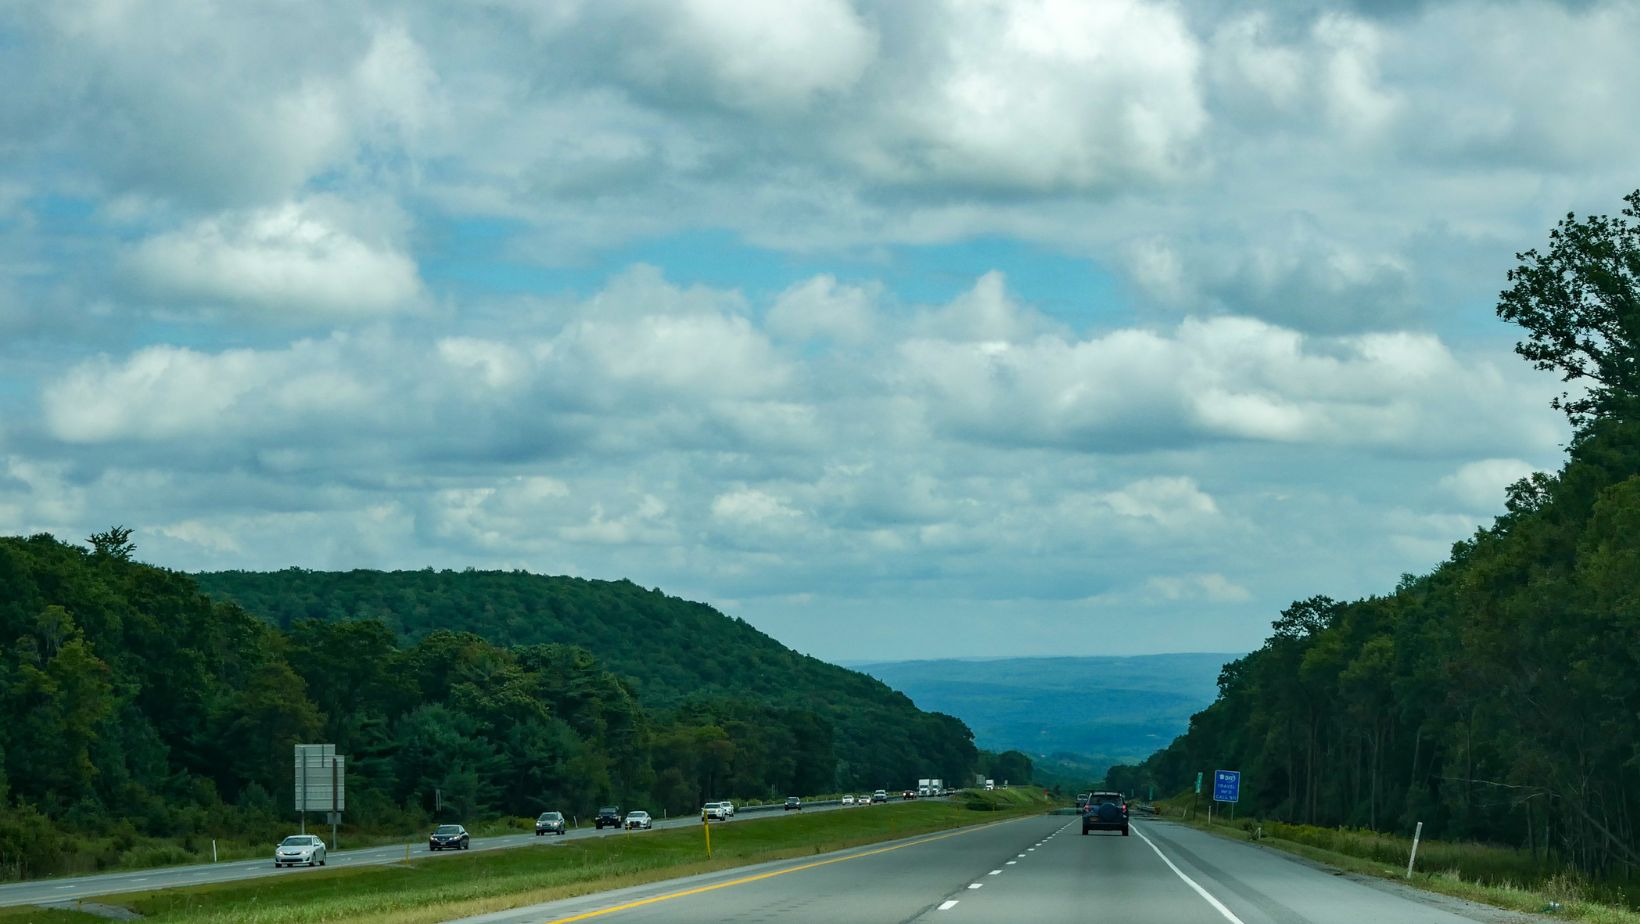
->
[429,824,471,850]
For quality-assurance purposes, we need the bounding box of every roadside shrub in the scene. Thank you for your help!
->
[0,803,66,881]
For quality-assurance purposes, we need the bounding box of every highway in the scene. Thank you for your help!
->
[449,816,1533,924]
[0,798,866,910]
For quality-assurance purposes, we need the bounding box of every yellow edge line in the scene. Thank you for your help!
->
[542,817,1024,923]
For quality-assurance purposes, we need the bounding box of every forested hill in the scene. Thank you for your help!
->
[0,537,975,878]
[1117,191,1640,878]
[198,569,841,706]
[193,567,976,790]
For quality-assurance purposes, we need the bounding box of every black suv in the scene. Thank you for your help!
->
[783,796,802,811]
[594,806,622,829]
[1082,792,1129,836]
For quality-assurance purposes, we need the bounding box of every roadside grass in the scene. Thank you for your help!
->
[92,790,1049,924]
[1152,798,1640,923]
[0,909,109,923]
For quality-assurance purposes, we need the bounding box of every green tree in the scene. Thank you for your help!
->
[1497,189,1640,426]
[87,526,136,561]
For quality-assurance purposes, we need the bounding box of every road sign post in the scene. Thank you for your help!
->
[1213,770,1240,823]
[294,744,345,848]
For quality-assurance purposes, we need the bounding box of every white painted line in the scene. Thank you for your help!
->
[1132,827,1247,924]
[1006,860,1017,865]
[938,900,959,911]
[968,883,983,890]
[988,869,1002,875]
[1017,853,1025,857]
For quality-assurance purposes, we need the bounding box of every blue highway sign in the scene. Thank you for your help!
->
[1213,769,1240,803]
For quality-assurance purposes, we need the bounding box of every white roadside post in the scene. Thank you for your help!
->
[1406,821,1424,878]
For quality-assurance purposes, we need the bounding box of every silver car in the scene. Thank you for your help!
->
[274,834,326,868]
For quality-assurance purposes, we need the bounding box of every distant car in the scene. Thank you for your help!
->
[274,834,325,867]
[720,800,735,818]
[1075,792,1091,810]
[872,790,888,803]
[624,810,653,830]
[859,794,873,805]
[784,796,802,811]
[595,806,622,830]
[535,811,566,836]
[702,802,728,821]
[902,789,916,800]
[429,824,470,850]
[841,795,855,806]
[1082,792,1129,836]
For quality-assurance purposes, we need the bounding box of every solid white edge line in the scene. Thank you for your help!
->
[1131,826,1247,924]
[938,900,959,911]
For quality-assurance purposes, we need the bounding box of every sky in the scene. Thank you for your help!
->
[1,0,1632,661]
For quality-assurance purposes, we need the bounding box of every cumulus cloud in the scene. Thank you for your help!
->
[124,202,423,320]
[1145,572,1252,603]
[899,309,1558,455]
[591,0,878,114]
[853,0,1207,191]
[1439,458,1539,513]
[767,275,879,344]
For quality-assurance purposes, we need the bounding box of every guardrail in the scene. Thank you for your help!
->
[731,799,842,816]
[727,794,941,817]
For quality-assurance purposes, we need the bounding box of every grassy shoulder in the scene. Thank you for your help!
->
[1151,797,1640,923]
[0,909,110,924]
[90,790,1050,924]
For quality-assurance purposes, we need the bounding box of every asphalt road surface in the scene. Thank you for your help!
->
[449,816,1537,924]
[0,799,870,910]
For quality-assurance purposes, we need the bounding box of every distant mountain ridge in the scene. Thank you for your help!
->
[851,653,1237,772]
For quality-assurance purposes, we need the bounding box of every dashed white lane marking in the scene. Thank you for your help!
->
[1005,860,1017,865]
[968,883,983,890]
[988,869,1002,875]
[938,900,959,911]
[1131,826,1247,924]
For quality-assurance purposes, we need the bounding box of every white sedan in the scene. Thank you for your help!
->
[274,834,326,868]
[841,795,856,805]
[624,810,653,830]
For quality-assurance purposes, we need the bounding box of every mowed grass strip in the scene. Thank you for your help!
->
[1155,802,1640,924]
[97,792,1048,924]
[0,908,110,923]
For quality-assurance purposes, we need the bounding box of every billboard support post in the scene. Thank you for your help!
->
[294,744,344,845]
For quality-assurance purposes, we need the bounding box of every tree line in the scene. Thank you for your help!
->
[0,534,980,878]
[1111,190,1640,878]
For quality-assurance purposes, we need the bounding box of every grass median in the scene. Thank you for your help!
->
[83,790,1047,924]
